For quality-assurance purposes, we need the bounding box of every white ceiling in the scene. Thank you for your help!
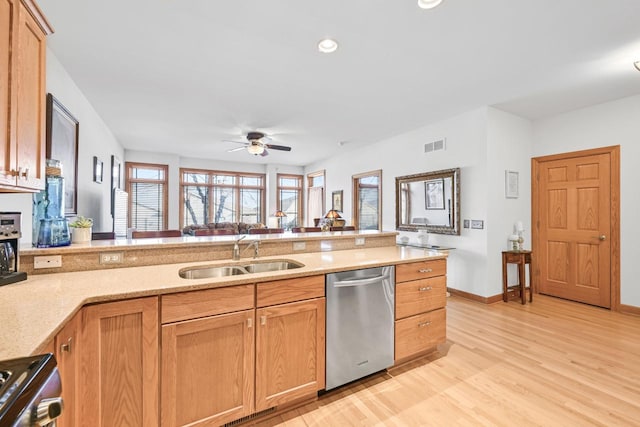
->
[39,0,640,166]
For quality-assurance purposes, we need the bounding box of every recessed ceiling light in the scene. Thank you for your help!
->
[318,38,338,53]
[418,0,443,9]
[634,61,640,71]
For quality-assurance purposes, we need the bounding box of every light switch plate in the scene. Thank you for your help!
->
[471,220,484,230]
[355,237,366,246]
[463,220,470,229]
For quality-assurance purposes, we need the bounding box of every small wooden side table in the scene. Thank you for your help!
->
[502,250,533,304]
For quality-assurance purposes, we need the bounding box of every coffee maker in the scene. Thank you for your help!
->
[0,212,27,286]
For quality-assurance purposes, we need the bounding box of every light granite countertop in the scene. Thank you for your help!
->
[0,245,446,360]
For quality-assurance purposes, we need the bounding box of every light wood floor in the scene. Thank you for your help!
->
[252,295,640,427]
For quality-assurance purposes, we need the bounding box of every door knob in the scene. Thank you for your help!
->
[599,235,606,241]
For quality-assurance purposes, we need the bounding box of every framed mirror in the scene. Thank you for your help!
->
[395,168,460,235]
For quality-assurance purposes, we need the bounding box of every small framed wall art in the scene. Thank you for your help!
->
[93,156,103,183]
[505,170,519,199]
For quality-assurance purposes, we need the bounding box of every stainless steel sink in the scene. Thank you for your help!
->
[179,259,304,279]
[243,260,304,273]
[178,265,247,279]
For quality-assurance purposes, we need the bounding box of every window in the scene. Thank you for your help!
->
[180,169,265,227]
[306,170,325,227]
[277,174,303,229]
[353,170,382,231]
[125,162,168,231]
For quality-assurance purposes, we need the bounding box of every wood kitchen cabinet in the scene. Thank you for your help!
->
[54,311,79,427]
[161,285,255,427]
[255,298,325,411]
[255,275,325,411]
[394,259,447,362]
[78,297,159,427]
[0,0,51,191]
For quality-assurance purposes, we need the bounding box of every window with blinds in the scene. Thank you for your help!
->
[277,174,303,229]
[180,169,265,227]
[125,162,168,231]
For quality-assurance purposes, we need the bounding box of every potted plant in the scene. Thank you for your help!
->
[68,216,93,243]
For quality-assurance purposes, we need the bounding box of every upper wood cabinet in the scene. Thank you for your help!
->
[0,0,51,191]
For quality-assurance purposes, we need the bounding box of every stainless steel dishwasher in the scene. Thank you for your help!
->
[325,266,395,390]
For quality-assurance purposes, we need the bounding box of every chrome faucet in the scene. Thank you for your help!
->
[247,240,260,259]
[232,236,246,260]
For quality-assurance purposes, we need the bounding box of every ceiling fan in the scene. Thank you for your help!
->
[225,131,292,157]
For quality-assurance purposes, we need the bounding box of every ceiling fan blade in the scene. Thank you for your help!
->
[227,146,247,152]
[260,148,269,157]
[264,144,291,152]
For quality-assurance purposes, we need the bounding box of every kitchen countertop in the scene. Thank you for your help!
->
[0,245,446,360]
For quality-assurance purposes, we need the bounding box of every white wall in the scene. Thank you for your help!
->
[533,94,640,307]
[305,108,493,296]
[486,108,533,296]
[0,49,124,246]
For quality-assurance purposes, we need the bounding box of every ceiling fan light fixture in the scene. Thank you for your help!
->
[247,144,264,155]
[318,38,338,53]
[418,0,443,9]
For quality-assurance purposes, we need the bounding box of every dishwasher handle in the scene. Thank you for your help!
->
[332,275,387,288]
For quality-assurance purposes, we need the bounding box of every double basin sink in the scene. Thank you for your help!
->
[179,259,304,279]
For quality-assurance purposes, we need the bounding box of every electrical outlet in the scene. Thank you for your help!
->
[355,237,366,246]
[293,242,306,251]
[99,251,124,264]
[471,220,484,230]
[34,255,62,269]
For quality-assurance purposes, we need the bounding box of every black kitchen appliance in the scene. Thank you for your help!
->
[0,353,63,426]
[0,212,27,286]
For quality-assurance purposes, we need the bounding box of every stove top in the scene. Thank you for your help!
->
[0,354,62,426]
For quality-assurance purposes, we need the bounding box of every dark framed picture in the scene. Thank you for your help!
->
[425,179,445,210]
[332,190,343,212]
[93,156,103,183]
[46,94,79,216]
[110,155,122,215]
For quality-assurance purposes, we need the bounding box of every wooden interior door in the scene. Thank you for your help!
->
[534,148,617,308]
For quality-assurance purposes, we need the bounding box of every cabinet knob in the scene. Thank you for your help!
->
[599,235,606,241]
[419,286,433,292]
[260,315,266,326]
[418,321,431,328]
[60,337,72,353]
[247,318,253,328]
[418,268,433,273]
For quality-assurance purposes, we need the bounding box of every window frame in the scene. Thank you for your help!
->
[125,162,169,231]
[276,173,303,229]
[179,168,266,228]
[306,169,325,226]
[352,169,382,231]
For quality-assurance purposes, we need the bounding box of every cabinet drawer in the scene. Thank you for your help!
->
[161,284,254,324]
[395,308,446,361]
[396,259,446,283]
[396,276,446,319]
[257,275,324,307]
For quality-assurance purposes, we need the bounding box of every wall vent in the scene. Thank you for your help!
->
[424,138,446,154]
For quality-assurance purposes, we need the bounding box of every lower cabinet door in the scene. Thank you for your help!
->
[54,311,79,427]
[255,298,325,412]
[395,308,446,361]
[78,297,159,427]
[161,309,255,427]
